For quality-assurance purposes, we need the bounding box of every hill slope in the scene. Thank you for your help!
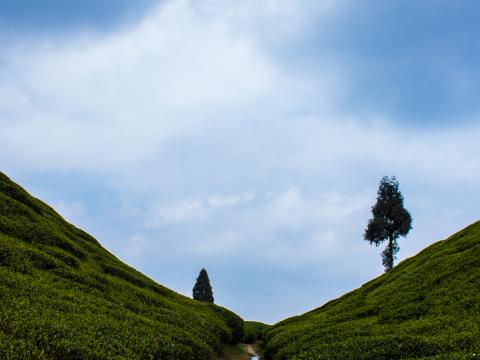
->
[0,172,244,359]
[263,222,480,359]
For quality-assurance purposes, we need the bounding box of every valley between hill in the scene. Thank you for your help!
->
[2,171,479,359]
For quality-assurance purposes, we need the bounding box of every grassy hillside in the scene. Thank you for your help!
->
[0,172,244,359]
[263,222,480,359]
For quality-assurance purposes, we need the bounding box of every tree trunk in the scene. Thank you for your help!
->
[387,236,394,271]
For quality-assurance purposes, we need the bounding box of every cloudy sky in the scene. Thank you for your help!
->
[1,0,479,323]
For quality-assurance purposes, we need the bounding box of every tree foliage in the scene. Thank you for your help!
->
[193,268,214,303]
[364,176,412,271]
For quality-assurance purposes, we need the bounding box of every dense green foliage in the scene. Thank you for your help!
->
[263,221,480,359]
[0,172,244,359]
[193,268,215,303]
[364,176,412,271]
[243,321,270,344]
[207,304,245,344]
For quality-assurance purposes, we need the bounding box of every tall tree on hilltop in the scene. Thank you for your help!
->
[192,268,214,303]
[364,176,412,272]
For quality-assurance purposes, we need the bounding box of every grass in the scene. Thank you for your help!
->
[0,172,244,359]
[262,221,480,359]
[244,321,270,343]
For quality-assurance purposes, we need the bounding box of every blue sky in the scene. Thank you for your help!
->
[0,0,156,33]
[1,0,480,323]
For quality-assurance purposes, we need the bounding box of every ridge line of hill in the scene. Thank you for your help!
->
[262,221,480,359]
[0,171,244,359]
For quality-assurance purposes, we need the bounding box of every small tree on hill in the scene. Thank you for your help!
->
[364,176,412,272]
[192,268,214,303]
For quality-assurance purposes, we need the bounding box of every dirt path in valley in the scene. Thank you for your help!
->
[214,342,260,360]
[242,343,257,356]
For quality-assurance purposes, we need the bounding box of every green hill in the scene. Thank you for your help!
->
[263,222,480,359]
[0,172,244,359]
[243,321,270,344]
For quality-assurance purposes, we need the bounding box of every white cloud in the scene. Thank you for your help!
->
[0,0,282,172]
[146,192,255,227]
[265,186,303,228]
[1,0,480,323]
[189,230,241,255]
[122,234,148,259]
[50,199,88,224]
[207,193,254,208]
[147,199,206,226]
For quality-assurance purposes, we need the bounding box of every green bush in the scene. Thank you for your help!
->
[207,303,245,344]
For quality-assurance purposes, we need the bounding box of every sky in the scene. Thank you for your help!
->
[1,0,479,324]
